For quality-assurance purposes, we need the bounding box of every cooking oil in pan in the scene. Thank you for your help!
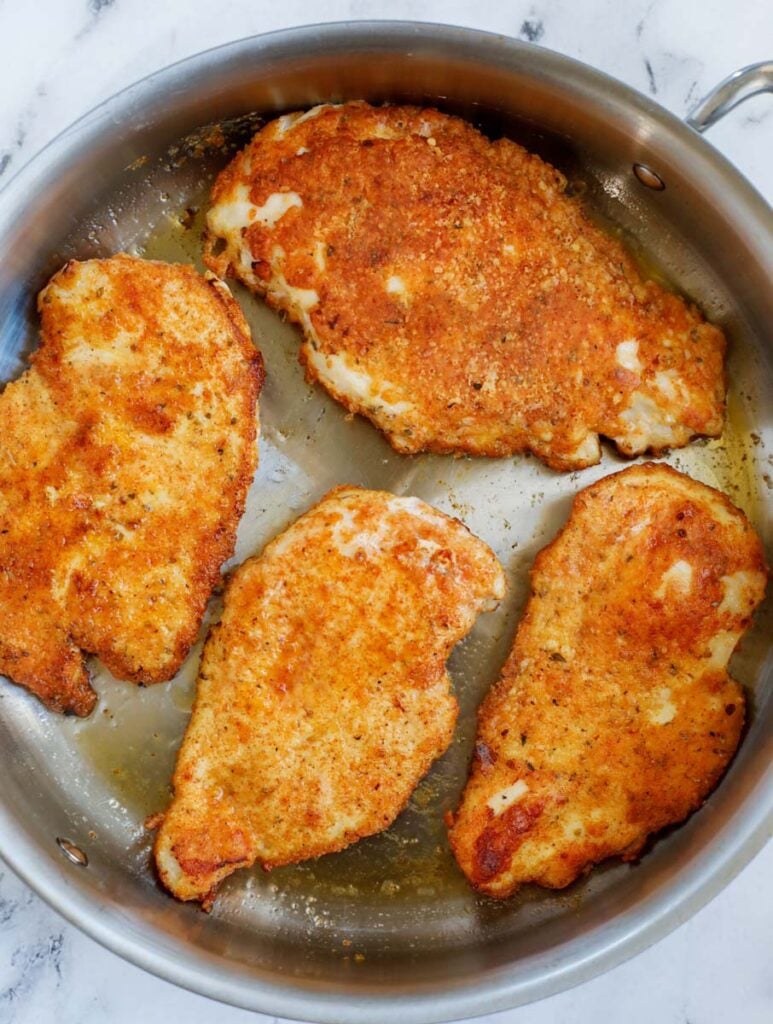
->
[137,202,210,269]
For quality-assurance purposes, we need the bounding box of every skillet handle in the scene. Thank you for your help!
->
[686,60,773,132]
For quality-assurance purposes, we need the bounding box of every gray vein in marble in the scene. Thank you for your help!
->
[644,56,658,93]
[635,0,656,40]
[519,11,545,43]
[684,78,700,107]
[77,0,118,42]
[0,872,34,927]
[1,933,64,1012]
[0,893,24,927]
[0,84,47,181]
[742,105,772,125]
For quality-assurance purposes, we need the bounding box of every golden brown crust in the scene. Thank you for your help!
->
[0,255,263,715]
[448,464,767,896]
[153,486,506,904]
[205,102,725,471]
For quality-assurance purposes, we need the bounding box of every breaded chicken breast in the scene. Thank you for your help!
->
[448,464,766,897]
[153,486,505,906]
[205,102,725,471]
[0,256,263,716]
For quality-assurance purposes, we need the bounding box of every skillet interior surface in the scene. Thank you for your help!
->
[0,22,770,1024]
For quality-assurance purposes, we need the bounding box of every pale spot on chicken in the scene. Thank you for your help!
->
[616,339,642,373]
[487,779,529,816]
[718,570,765,616]
[649,687,677,725]
[654,559,693,599]
[386,274,408,297]
[253,190,303,226]
[305,347,415,418]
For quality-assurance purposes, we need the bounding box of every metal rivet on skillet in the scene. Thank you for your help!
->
[56,837,88,867]
[633,163,666,190]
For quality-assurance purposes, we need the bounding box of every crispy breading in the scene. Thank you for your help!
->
[0,256,263,715]
[448,464,767,897]
[205,102,725,471]
[153,486,506,905]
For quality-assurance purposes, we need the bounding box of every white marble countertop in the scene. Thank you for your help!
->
[0,2,771,1023]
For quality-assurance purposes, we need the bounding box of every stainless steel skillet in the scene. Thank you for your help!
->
[0,22,770,1024]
